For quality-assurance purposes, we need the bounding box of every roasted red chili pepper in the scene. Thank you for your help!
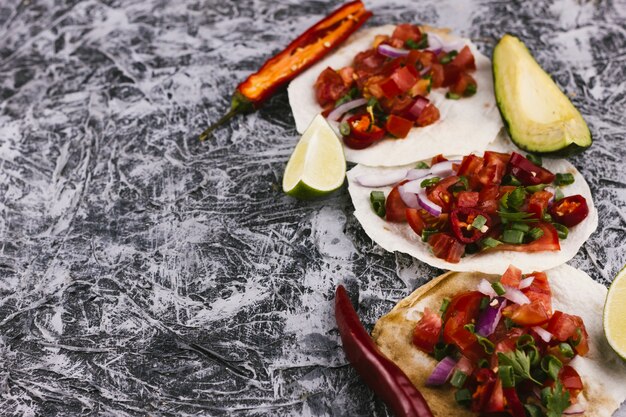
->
[549,194,589,227]
[450,207,491,243]
[335,285,434,417]
[507,152,555,185]
[200,1,372,140]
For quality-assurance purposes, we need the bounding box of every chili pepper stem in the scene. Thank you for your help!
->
[199,92,254,141]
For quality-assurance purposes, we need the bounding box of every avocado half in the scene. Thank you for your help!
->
[493,34,592,157]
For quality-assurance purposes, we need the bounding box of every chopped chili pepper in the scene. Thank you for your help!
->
[200,1,372,140]
[450,207,491,243]
[343,113,386,149]
[549,194,589,227]
[335,285,434,417]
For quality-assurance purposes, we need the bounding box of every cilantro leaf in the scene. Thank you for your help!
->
[497,349,541,385]
[497,210,537,223]
[542,380,571,417]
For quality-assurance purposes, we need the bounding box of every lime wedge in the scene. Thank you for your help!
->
[282,114,346,199]
[604,265,626,359]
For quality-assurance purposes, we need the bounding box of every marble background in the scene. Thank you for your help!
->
[0,0,624,415]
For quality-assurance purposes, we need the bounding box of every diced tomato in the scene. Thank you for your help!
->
[443,291,483,356]
[457,154,483,177]
[549,194,589,227]
[508,152,556,185]
[560,365,584,397]
[457,191,479,208]
[477,151,510,186]
[390,67,418,93]
[427,176,459,212]
[385,114,413,138]
[503,301,550,326]
[522,271,552,314]
[472,369,497,412]
[500,265,522,288]
[430,64,445,88]
[547,311,589,356]
[392,23,422,43]
[484,378,505,413]
[408,78,430,97]
[450,46,476,71]
[416,103,440,127]
[528,190,553,219]
[503,387,526,417]
[406,208,426,235]
[428,233,465,263]
[442,64,461,87]
[338,66,355,86]
[406,50,422,69]
[431,154,448,165]
[449,72,477,97]
[362,75,385,99]
[381,94,414,115]
[314,67,350,106]
[412,308,442,353]
[380,77,402,98]
[385,181,409,222]
[353,49,386,75]
[493,222,560,252]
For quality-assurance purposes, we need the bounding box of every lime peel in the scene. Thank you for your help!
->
[604,265,626,360]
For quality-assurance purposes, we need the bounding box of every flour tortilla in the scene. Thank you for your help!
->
[346,133,598,274]
[372,265,626,417]
[287,25,503,167]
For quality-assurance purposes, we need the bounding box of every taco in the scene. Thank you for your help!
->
[372,264,626,417]
[346,133,597,274]
[287,24,503,167]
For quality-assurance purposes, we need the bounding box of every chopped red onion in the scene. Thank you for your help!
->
[399,178,423,194]
[430,160,461,177]
[355,170,408,188]
[406,96,429,120]
[476,297,507,337]
[417,187,442,217]
[563,403,585,415]
[327,98,368,122]
[406,168,431,180]
[545,186,556,206]
[398,184,419,208]
[427,33,466,53]
[477,279,497,297]
[426,356,457,386]
[419,66,431,77]
[519,277,535,289]
[502,285,531,305]
[532,326,553,343]
[378,44,410,58]
[455,355,474,375]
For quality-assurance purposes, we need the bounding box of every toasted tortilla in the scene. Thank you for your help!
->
[372,264,626,417]
[346,132,598,274]
[287,25,503,167]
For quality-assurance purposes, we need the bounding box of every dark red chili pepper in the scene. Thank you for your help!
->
[549,194,589,227]
[507,152,556,185]
[335,285,434,417]
[200,1,372,140]
[343,113,386,149]
[503,388,526,417]
[450,207,491,243]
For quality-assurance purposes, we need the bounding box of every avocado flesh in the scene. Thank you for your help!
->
[493,35,591,156]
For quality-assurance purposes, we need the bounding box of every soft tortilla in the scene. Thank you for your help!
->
[346,133,598,274]
[287,25,503,167]
[372,264,626,417]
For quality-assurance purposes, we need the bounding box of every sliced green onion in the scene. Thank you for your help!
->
[433,342,450,361]
[541,354,563,380]
[471,215,488,230]
[555,173,575,186]
[559,342,575,359]
[553,223,569,240]
[439,298,450,316]
[527,227,544,241]
[542,212,553,222]
[339,121,351,137]
[481,237,502,248]
[526,183,547,193]
[507,187,527,209]
[526,153,543,166]
[510,222,530,232]
[464,323,476,333]
[504,317,515,330]
[499,365,515,388]
[516,334,535,348]
[476,334,495,354]
[367,97,379,109]
[421,177,441,188]
[492,281,506,296]
[370,191,386,218]
[455,175,469,191]
[479,296,490,311]
[502,229,525,244]
[502,174,522,186]
[525,404,543,417]
[464,83,477,97]
[477,358,489,368]
[555,187,565,201]
[455,388,472,407]
[446,92,461,100]
[450,369,468,388]
[416,161,429,169]
[421,228,438,242]
[439,50,458,65]
[570,328,583,347]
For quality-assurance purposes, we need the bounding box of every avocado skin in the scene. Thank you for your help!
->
[492,34,592,158]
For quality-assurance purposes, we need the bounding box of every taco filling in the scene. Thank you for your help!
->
[414,265,588,416]
[313,23,478,149]
[360,151,589,263]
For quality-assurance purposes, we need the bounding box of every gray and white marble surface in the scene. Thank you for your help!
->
[0,0,625,415]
